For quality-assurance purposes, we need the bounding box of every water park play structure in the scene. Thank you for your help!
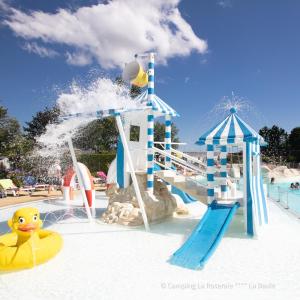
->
[57,52,269,269]
[101,53,268,269]
[0,52,269,271]
[0,207,63,271]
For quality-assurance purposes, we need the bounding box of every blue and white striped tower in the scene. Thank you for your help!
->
[220,145,228,199]
[165,114,172,169]
[147,52,155,193]
[207,144,215,203]
[196,106,269,236]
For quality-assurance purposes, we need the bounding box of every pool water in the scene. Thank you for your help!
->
[267,181,300,216]
[196,174,300,217]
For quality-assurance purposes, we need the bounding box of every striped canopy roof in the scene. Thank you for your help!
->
[133,90,179,117]
[196,108,265,145]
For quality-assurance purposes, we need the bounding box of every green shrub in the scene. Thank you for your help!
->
[0,165,8,179]
[9,175,23,188]
[79,152,116,174]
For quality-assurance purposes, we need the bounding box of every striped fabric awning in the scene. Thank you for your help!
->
[196,108,265,145]
[133,90,179,117]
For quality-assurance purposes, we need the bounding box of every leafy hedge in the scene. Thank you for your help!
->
[79,153,116,175]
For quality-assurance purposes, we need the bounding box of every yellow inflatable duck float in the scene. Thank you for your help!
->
[0,207,63,271]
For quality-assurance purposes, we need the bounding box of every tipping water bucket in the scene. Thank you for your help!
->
[122,61,148,87]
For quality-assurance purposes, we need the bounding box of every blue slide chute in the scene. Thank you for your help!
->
[170,201,240,269]
[154,163,196,204]
[171,185,196,203]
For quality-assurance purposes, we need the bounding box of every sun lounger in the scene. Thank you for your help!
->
[18,186,36,196]
[34,184,49,191]
[0,179,18,197]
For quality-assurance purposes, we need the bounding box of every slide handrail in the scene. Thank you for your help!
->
[154,142,206,168]
[153,146,206,176]
[154,159,208,190]
[154,143,239,184]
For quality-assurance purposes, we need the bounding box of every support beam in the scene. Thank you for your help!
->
[67,137,93,222]
[147,52,155,193]
[243,142,248,234]
[220,145,228,199]
[164,114,172,191]
[165,114,172,169]
[116,115,150,231]
[206,144,215,204]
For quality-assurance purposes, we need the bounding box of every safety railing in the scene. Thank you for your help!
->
[276,186,290,209]
[276,186,300,215]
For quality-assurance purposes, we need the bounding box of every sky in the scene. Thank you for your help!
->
[0,0,299,149]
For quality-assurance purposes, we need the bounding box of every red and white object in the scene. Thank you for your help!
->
[63,163,95,207]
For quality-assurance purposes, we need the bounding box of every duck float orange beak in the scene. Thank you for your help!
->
[0,207,63,271]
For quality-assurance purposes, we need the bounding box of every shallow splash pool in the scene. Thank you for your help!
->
[0,192,300,299]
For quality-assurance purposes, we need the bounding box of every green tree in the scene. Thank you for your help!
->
[74,117,118,152]
[0,106,21,154]
[24,106,60,141]
[154,121,180,149]
[0,106,33,171]
[259,125,288,163]
[288,127,300,162]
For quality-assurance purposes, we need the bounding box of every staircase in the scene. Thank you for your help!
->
[155,169,208,205]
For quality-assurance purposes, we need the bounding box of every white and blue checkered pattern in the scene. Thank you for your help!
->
[147,53,155,192]
[206,144,215,204]
[165,114,172,169]
[220,145,228,199]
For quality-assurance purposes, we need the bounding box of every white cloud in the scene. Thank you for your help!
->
[22,42,59,58]
[66,51,92,66]
[3,0,207,69]
[184,76,190,83]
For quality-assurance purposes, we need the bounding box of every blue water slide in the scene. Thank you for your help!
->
[170,201,240,269]
[171,185,196,203]
[154,163,196,204]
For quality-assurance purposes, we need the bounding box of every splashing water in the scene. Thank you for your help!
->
[57,77,137,115]
[184,92,268,152]
[213,92,251,116]
[36,77,138,157]
[204,92,267,126]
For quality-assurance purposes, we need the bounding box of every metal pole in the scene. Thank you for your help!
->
[67,137,93,222]
[115,115,150,231]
